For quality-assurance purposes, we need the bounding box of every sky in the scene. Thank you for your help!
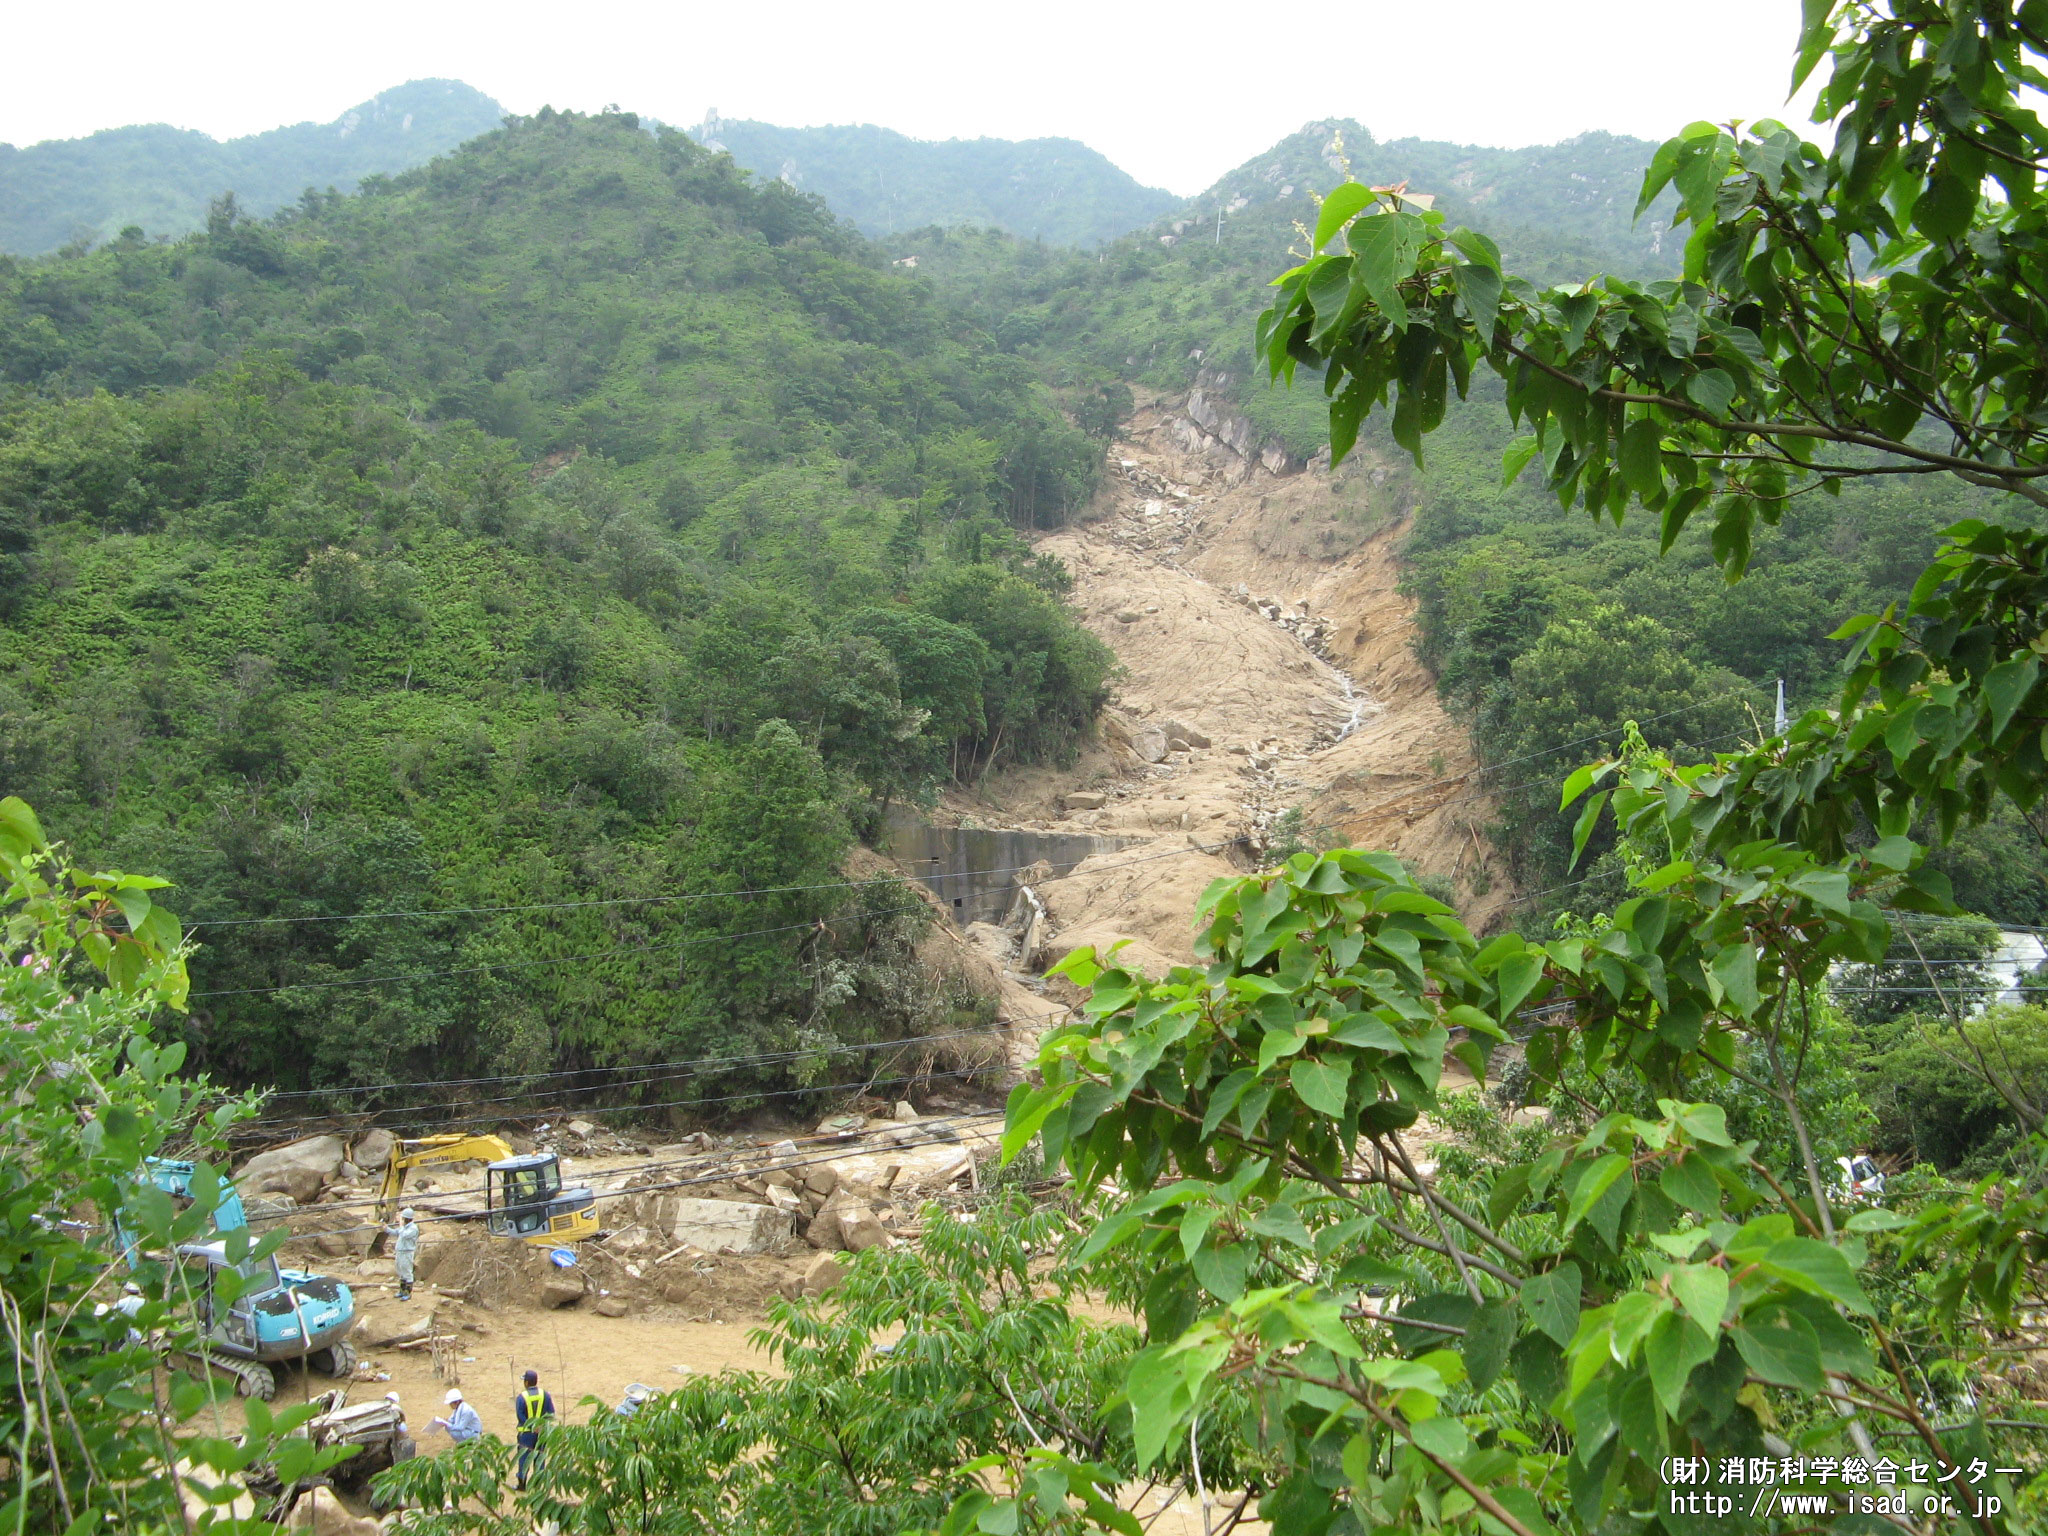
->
[4,0,1823,196]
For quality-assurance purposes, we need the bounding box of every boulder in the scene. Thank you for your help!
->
[237,1136,346,1195]
[1114,609,1141,623]
[566,1119,598,1139]
[540,1279,585,1310]
[764,1185,804,1215]
[815,1114,864,1138]
[838,1205,890,1253]
[1061,792,1106,810]
[806,1204,847,1252]
[315,1231,352,1258]
[892,1101,919,1124]
[1131,728,1170,764]
[351,1129,398,1174]
[767,1138,799,1161]
[245,1165,329,1206]
[655,1197,794,1256]
[356,1311,436,1349]
[593,1295,630,1318]
[802,1166,838,1199]
[802,1253,846,1296]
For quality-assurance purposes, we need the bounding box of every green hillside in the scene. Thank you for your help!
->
[0,79,506,256]
[692,114,1179,247]
[0,108,1110,1104]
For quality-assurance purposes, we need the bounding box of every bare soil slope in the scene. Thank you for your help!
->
[919,397,1511,1023]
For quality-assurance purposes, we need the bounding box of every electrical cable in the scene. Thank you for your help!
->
[186,908,931,999]
[184,836,1251,934]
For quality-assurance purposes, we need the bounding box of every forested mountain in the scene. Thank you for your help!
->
[897,119,2048,923]
[0,80,505,257]
[0,107,1110,1102]
[692,113,1179,247]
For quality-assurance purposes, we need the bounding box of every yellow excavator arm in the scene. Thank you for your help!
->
[375,1135,517,1227]
[371,1134,598,1250]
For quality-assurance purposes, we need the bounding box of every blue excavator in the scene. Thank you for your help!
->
[117,1157,358,1401]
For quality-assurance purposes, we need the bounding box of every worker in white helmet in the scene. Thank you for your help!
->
[430,1387,482,1443]
[384,1207,421,1301]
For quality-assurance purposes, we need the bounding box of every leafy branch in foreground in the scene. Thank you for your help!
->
[953,3,2048,1533]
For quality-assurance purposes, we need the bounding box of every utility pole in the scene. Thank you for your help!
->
[1774,678,1787,735]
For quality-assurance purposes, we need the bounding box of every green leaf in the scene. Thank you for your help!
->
[1522,1263,1582,1347]
[1912,171,1978,241]
[1290,1056,1353,1119]
[1617,417,1664,497]
[1463,1298,1518,1392]
[1448,227,1501,272]
[1758,1238,1874,1315]
[1564,1155,1630,1235]
[1451,262,1503,340]
[1347,210,1417,324]
[1569,790,1609,871]
[1314,183,1374,252]
[1667,1263,1729,1337]
[1685,369,1736,417]
[1708,943,1760,1018]
[1645,1308,1720,1417]
[1982,654,2040,740]
[1733,1312,1825,1393]
[1501,435,1541,487]
[1191,1240,1252,1303]
[1494,950,1546,1017]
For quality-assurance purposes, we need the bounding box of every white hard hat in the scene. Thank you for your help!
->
[122,1281,141,1296]
[445,1388,463,1405]
[400,1208,415,1221]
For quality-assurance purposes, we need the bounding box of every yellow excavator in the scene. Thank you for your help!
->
[373,1135,599,1249]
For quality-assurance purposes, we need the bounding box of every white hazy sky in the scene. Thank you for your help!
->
[5,0,1820,196]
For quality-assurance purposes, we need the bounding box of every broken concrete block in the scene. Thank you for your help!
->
[660,1198,794,1256]
[838,1205,889,1253]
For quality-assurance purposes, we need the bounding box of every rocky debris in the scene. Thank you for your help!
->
[355,1310,437,1349]
[237,1136,348,1206]
[650,1197,793,1256]
[593,1295,631,1318]
[350,1128,397,1174]
[540,1277,586,1309]
[815,1114,864,1138]
[1061,791,1106,811]
[802,1253,846,1296]
[837,1205,890,1252]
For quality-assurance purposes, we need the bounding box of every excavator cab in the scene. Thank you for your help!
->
[485,1153,599,1244]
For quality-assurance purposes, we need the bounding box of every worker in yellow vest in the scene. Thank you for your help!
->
[513,1369,555,1490]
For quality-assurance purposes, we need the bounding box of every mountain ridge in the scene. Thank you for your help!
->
[0,79,505,255]
[690,113,1179,247]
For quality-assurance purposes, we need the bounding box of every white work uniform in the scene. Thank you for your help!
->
[439,1401,483,1442]
[388,1220,420,1286]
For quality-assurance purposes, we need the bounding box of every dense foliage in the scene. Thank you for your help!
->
[0,80,505,257]
[0,109,1112,1105]
[0,797,345,1533]
[695,115,1180,249]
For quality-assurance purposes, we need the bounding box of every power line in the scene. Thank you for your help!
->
[240,1026,1052,1130]
[187,908,930,1000]
[259,1024,1027,1102]
[184,837,1251,935]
